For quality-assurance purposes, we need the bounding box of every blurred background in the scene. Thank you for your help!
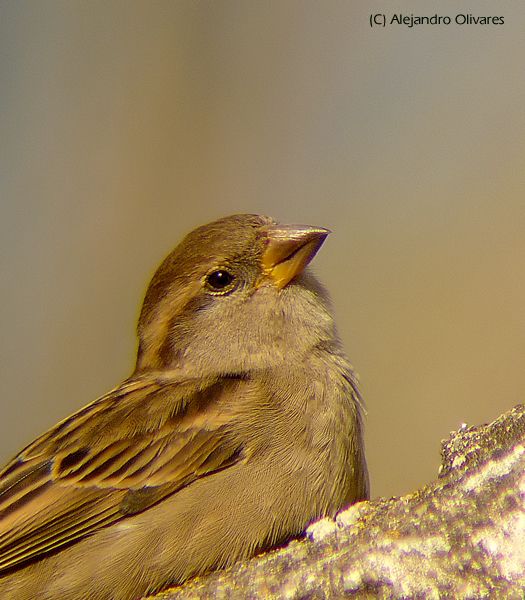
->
[1,1,524,498]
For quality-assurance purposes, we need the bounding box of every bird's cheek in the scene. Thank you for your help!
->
[193,303,284,372]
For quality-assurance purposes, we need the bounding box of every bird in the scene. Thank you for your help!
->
[0,214,369,599]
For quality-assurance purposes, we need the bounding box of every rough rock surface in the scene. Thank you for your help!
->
[147,405,525,599]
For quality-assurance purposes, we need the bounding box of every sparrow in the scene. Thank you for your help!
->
[0,214,369,599]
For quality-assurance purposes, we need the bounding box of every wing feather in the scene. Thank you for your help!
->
[0,374,247,573]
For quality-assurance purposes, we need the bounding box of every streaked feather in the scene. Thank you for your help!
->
[0,374,246,573]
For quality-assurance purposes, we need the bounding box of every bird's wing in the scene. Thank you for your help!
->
[0,374,246,573]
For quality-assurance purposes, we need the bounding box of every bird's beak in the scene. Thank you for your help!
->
[261,224,330,290]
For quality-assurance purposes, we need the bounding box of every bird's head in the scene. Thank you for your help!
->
[135,214,336,376]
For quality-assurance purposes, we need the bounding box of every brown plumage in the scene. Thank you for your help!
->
[0,214,369,599]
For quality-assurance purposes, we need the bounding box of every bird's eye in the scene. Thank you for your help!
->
[205,269,236,294]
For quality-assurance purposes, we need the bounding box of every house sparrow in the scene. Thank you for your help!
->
[0,214,369,599]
